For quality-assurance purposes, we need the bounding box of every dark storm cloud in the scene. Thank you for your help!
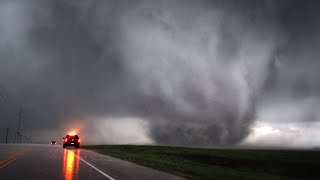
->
[257,0,320,124]
[0,0,319,145]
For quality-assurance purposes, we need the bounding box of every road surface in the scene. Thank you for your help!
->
[0,144,184,180]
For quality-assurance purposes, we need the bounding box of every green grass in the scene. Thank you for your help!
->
[83,145,320,180]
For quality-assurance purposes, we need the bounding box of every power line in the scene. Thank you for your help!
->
[0,85,8,103]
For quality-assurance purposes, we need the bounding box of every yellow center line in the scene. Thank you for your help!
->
[0,148,32,169]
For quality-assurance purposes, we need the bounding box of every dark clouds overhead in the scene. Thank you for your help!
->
[0,0,320,146]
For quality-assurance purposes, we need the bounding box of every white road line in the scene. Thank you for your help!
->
[70,150,116,180]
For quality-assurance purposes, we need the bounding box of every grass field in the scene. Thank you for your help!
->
[83,145,320,180]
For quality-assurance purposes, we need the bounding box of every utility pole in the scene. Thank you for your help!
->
[5,128,9,144]
[29,129,32,144]
[17,106,22,144]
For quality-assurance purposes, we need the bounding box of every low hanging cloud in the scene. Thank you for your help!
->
[242,121,320,148]
[1,0,320,146]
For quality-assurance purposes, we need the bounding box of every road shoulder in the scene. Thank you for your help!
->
[79,148,185,180]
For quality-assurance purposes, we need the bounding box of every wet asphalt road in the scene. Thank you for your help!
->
[0,144,108,180]
[0,144,184,180]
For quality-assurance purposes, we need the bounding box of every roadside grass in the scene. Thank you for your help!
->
[83,145,320,180]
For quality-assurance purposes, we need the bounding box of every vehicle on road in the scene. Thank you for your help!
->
[50,141,56,145]
[63,134,80,148]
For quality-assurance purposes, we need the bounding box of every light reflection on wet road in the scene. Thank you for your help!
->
[63,149,80,180]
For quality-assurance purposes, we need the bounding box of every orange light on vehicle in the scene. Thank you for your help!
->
[68,131,77,136]
[65,138,68,142]
[78,139,80,143]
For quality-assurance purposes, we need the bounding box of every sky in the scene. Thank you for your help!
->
[0,0,320,148]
